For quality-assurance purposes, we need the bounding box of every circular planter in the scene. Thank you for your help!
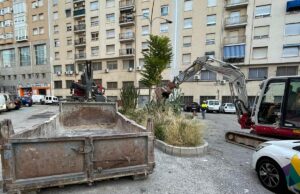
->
[155,139,208,157]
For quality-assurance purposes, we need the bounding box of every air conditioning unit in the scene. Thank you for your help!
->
[105,69,109,73]
[128,67,133,72]
[220,80,227,85]
[65,71,69,75]
[194,75,200,80]
[69,70,74,75]
[136,66,142,71]
[56,71,61,76]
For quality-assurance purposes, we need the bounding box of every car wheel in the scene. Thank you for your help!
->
[256,158,288,194]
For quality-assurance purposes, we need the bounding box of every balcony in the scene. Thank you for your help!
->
[119,0,134,11]
[75,53,86,60]
[223,44,245,63]
[74,39,86,46]
[119,32,135,41]
[73,8,85,17]
[15,35,28,42]
[119,48,135,56]
[286,0,300,12]
[224,15,247,29]
[223,36,246,45]
[119,15,135,26]
[225,0,248,9]
[73,0,85,3]
[74,24,86,32]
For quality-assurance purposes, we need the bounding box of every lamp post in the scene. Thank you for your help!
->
[136,15,172,35]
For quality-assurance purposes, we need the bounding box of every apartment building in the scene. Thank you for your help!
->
[49,0,300,106]
[0,0,51,96]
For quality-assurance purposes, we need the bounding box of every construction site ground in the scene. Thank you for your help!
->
[0,105,272,194]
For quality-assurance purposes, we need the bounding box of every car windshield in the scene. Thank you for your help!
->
[227,103,234,107]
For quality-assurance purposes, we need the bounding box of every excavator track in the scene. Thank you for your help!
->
[225,131,278,150]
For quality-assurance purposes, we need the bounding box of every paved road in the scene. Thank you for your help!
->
[0,107,272,194]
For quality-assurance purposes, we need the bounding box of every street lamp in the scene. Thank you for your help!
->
[136,14,172,34]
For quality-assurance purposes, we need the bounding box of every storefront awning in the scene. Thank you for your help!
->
[287,0,300,12]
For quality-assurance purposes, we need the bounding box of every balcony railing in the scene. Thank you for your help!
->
[225,0,248,8]
[75,53,86,59]
[119,48,135,56]
[74,39,86,46]
[119,32,134,40]
[119,15,134,26]
[224,15,247,27]
[15,36,28,41]
[119,0,134,10]
[73,8,85,17]
[73,0,84,3]
[74,24,86,31]
[223,36,246,45]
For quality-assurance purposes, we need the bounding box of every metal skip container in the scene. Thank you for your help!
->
[0,103,155,193]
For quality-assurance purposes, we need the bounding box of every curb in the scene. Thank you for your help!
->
[155,139,208,157]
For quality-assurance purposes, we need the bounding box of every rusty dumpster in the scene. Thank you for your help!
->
[0,102,155,193]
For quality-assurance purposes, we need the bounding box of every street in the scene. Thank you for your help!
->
[0,106,272,194]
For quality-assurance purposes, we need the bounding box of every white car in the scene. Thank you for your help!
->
[206,99,221,113]
[219,103,236,113]
[252,140,300,194]
[45,96,59,105]
[32,95,45,104]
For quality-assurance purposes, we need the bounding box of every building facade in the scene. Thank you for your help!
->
[0,0,51,96]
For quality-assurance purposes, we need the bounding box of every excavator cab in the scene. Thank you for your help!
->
[254,76,300,137]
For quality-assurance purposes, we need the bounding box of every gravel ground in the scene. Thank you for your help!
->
[0,107,272,194]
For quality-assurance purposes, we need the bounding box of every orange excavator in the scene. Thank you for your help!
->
[156,56,300,149]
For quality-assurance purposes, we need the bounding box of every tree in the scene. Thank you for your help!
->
[140,35,173,101]
[120,84,139,113]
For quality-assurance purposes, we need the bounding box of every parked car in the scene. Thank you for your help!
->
[219,103,236,113]
[9,95,22,110]
[252,140,300,194]
[45,96,59,105]
[184,102,200,112]
[0,93,16,111]
[206,99,221,113]
[21,96,33,107]
[0,94,6,113]
[32,95,45,104]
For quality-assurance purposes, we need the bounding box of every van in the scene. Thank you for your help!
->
[0,93,16,111]
[206,99,221,113]
[0,94,6,113]
[45,96,59,105]
[32,95,45,104]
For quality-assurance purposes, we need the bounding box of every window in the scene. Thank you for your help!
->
[139,59,145,67]
[90,1,98,11]
[206,33,215,45]
[33,28,39,35]
[53,0,58,6]
[207,15,216,26]
[14,75,17,80]
[54,25,59,34]
[123,81,134,88]
[142,8,149,18]
[285,23,300,36]
[285,79,300,128]
[92,62,102,71]
[183,36,192,47]
[1,49,15,68]
[182,53,191,65]
[38,0,43,7]
[66,23,72,31]
[205,51,215,58]
[22,74,25,79]
[91,46,99,56]
[39,13,44,20]
[123,60,134,69]
[66,64,74,71]
[91,16,99,26]
[107,61,117,70]
[19,47,30,66]
[53,11,58,20]
[32,15,38,21]
[91,32,99,41]
[106,0,114,7]
[53,65,62,73]
[65,9,71,17]
[67,50,72,59]
[94,79,102,85]
[184,18,192,29]
[142,42,149,51]
[253,47,268,59]
[106,13,115,23]
[39,27,44,34]
[200,70,217,81]
[54,39,60,47]
[67,37,72,45]
[54,81,62,89]
[255,5,271,18]
[106,45,115,53]
[28,74,31,79]
[283,46,299,57]
[160,23,168,33]
[248,67,268,80]
[142,25,149,35]
[276,66,298,76]
[107,82,118,89]
[184,0,192,11]
[254,26,269,39]
[66,80,73,89]
[207,0,216,7]
[32,1,38,8]
[161,5,168,16]
[54,52,60,60]
[35,44,47,65]
[106,29,115,38]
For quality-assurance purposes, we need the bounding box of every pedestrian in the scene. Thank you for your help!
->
[201,101,208,119]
